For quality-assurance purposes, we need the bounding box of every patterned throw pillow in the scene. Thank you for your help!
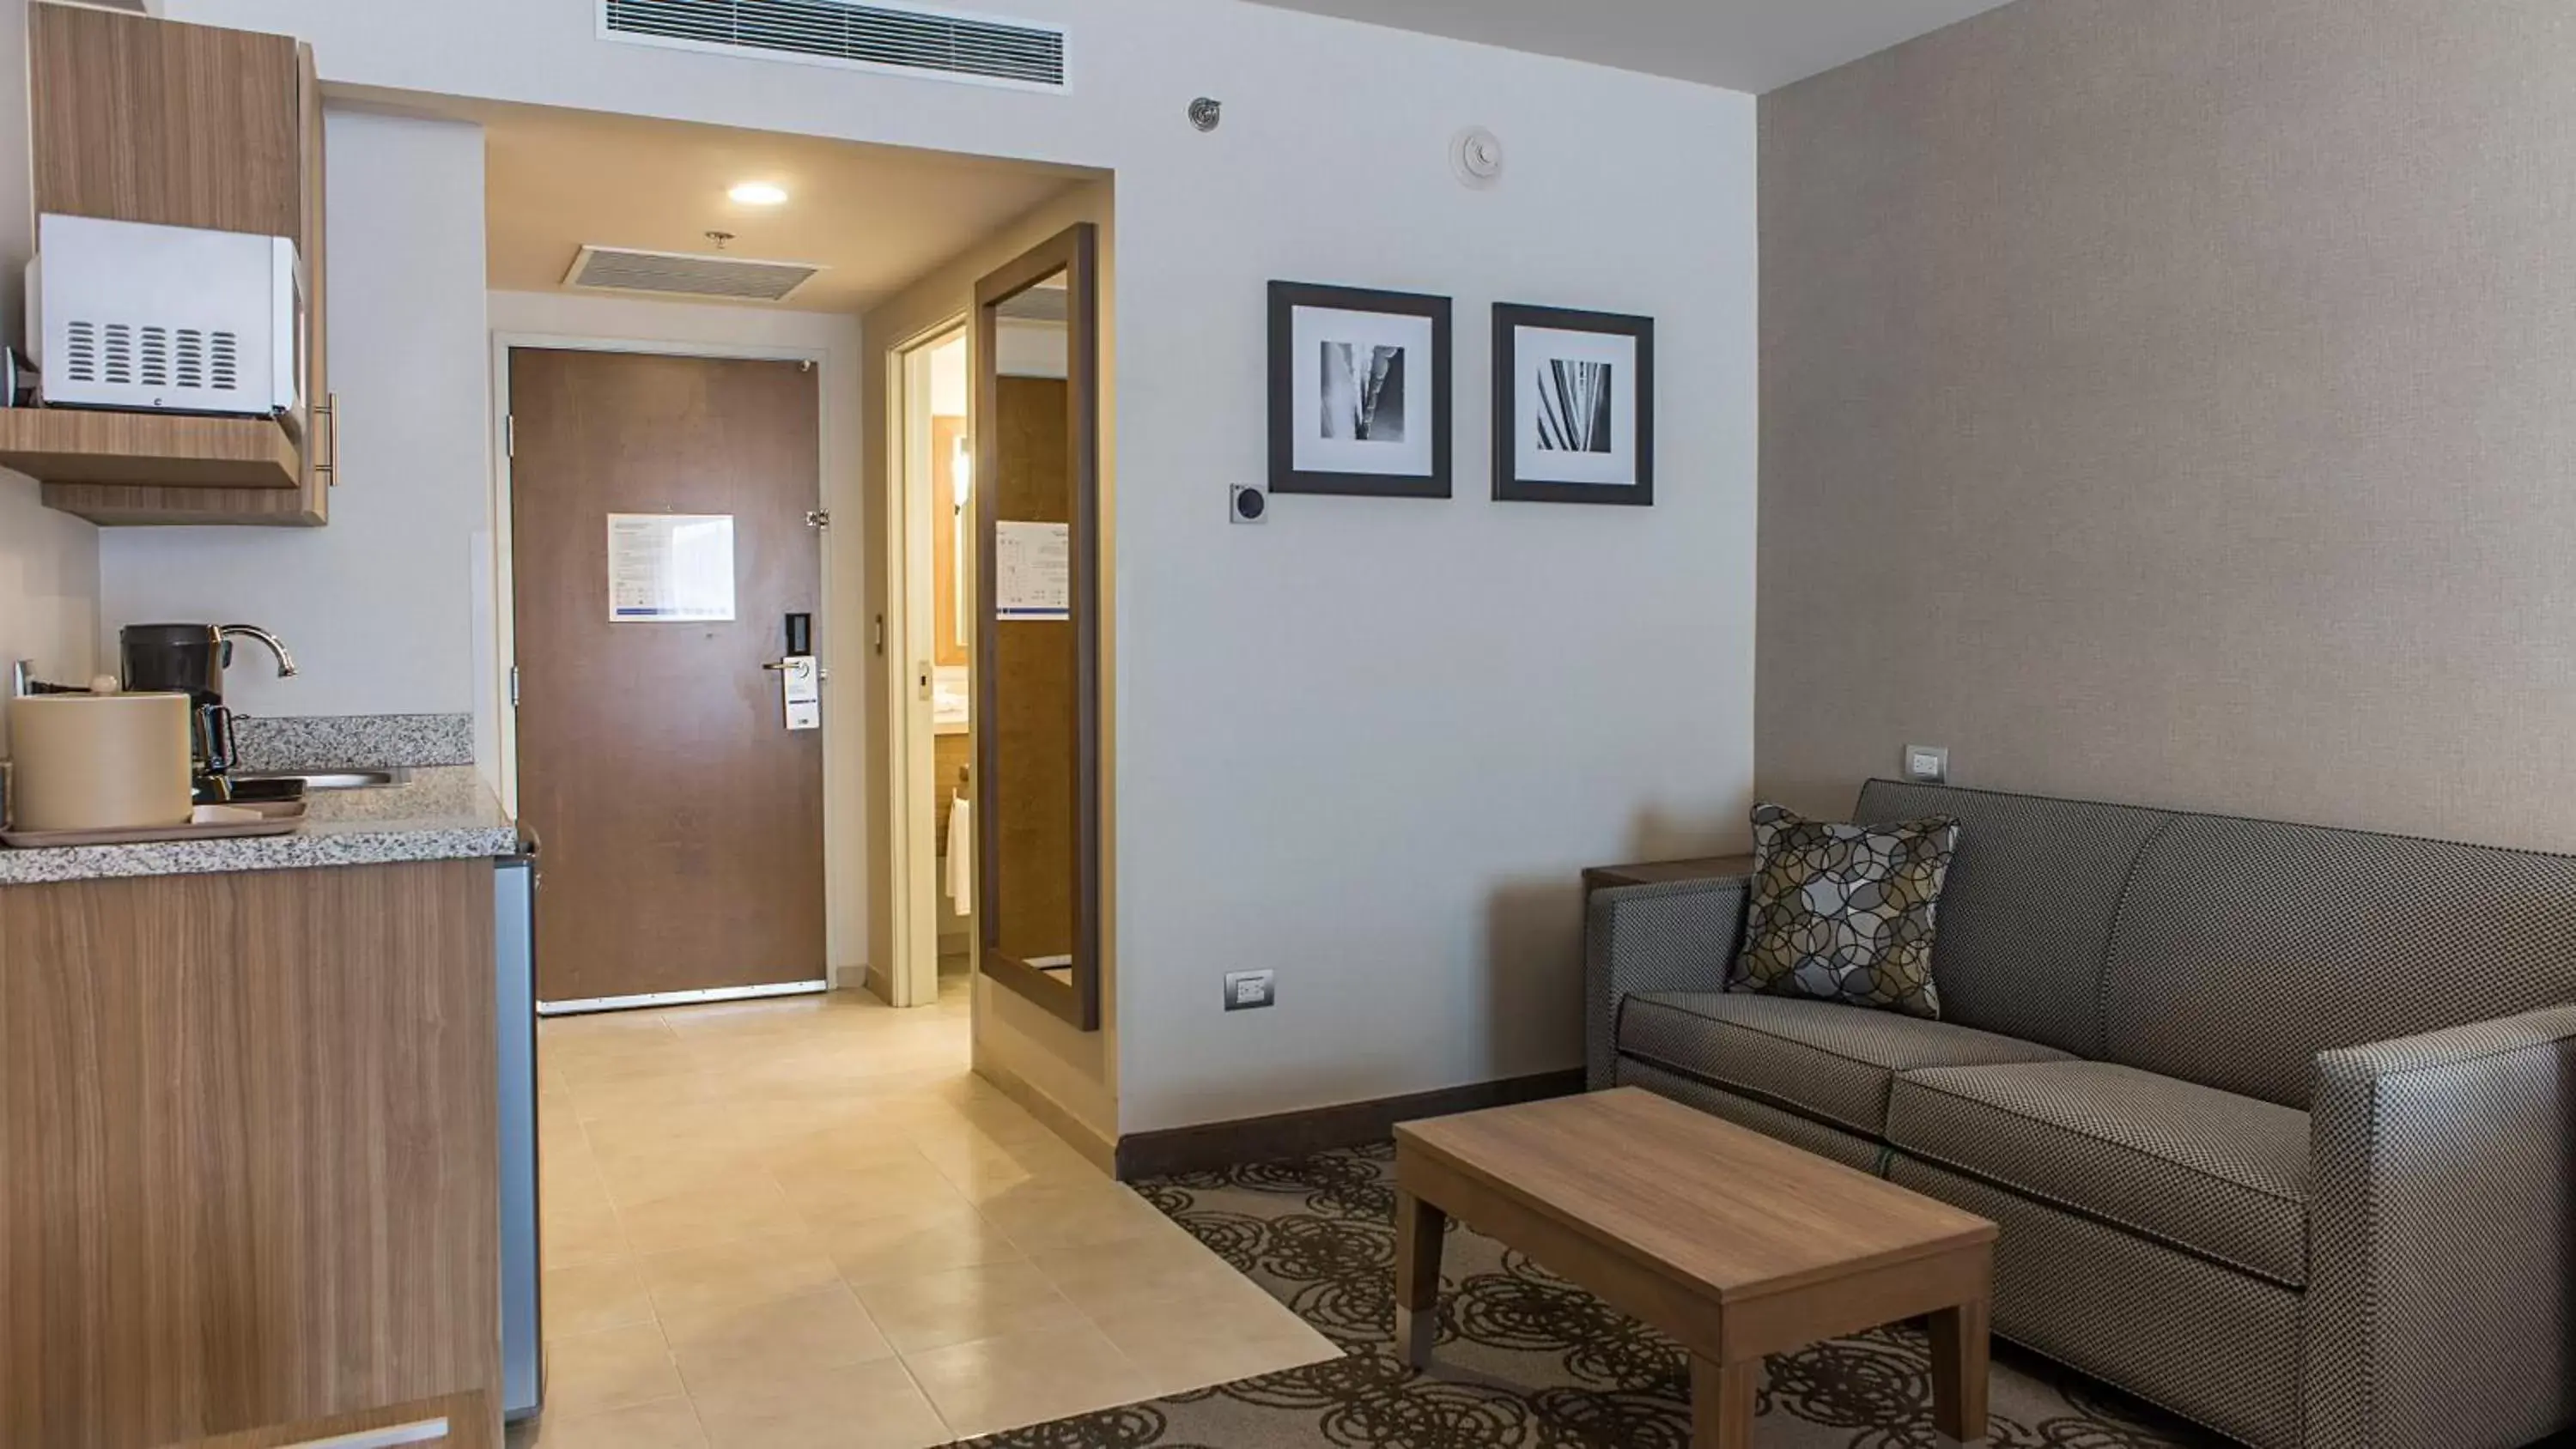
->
[1730,802,1959,1019]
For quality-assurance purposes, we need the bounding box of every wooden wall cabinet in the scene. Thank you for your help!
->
[15,3,332,526]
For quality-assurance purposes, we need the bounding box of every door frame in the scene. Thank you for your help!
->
[485,331,849,997]
[882,315,970,1013]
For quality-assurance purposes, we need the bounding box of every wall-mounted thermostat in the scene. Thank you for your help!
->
[1230,484,1267,524]
[1903,744,1949,785]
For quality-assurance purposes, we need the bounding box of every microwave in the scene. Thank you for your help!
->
[26,213,303,418]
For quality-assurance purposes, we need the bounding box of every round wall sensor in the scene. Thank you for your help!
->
[1451,127,1503,188]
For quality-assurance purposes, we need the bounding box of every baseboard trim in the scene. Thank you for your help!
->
[974,1050,1121,1178]
[1113,1069,1585,1181]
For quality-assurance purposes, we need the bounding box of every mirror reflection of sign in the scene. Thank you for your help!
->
[608,513,737,621]
[995,520,1071,621]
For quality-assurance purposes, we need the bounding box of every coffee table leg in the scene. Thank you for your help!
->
[1690,1355,1758,1449]
[1929,1297,1990,1444]
[1394,1190,1446,1369]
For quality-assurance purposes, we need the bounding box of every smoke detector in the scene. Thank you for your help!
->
[1451,127,1503,188]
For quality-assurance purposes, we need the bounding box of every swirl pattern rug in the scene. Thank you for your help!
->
[966,1142,2222,1448]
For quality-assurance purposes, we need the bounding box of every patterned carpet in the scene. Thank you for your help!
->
[968,1141,2225,1448]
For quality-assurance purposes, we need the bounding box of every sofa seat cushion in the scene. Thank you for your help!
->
[1618,991,2075,1137]
[1887,1061,2311,1288]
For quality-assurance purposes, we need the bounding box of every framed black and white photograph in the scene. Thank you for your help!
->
[1492,303,1653,506]
[1269,282,1453,498]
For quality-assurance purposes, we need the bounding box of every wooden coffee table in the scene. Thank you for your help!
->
[1394,1088,1995,1448]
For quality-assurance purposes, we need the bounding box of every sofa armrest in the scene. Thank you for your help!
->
[2303,1003,2576,1449]
[1583,876,1751,1092]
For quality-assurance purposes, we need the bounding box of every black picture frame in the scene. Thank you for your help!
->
[1492,303,1655,506]
[1268,281,1453,499]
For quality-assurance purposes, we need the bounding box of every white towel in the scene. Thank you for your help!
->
[945,791,974,911]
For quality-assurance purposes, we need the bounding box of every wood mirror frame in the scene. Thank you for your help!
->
[973,221,1102,1032]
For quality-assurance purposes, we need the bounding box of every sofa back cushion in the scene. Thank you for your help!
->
[2099,814,2576,1108]
[1853,780,2170,1056]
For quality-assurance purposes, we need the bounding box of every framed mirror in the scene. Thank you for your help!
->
[973,222,1102,1031]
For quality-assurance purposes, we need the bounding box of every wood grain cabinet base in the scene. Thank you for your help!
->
[0,861,500,1449]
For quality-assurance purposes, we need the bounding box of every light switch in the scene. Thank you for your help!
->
[1903,744,1949,785]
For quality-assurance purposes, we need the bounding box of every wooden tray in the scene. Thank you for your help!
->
[3,803,306,849]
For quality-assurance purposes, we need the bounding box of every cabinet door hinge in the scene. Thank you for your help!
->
[805,509,831,529]
[505,414,516,458]
[508,665,520,709]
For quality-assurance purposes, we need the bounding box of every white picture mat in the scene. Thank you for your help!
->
[1289,305,1436,477]
[607,512,736,621]
[1514,325,1640,487]
[995,519,1072,620]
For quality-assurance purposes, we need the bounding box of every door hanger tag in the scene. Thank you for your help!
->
[779,654,821,731]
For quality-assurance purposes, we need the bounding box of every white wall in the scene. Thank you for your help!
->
[163,0,1760,1135]
[0,478,100,743]
[0,0,99,753]
[100,111,489,723]
[485,288,871,984]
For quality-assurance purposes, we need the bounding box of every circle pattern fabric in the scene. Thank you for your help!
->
[964,1143,2219,1448]
[1732,802,1959,1019]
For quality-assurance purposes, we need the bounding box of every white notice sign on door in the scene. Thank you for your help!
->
[994,520,1071,621]
[608,513,737,621]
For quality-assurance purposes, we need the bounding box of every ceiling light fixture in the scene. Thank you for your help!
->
[728,181,789,206]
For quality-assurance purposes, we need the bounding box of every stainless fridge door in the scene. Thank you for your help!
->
[495,853,544,1421]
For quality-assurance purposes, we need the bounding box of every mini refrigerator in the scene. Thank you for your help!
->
[495,849,544,1421]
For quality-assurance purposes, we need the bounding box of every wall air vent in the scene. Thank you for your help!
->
[563,245,825,303]
[601,0,1068,91]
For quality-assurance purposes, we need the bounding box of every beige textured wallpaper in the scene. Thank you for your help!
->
[1759,0,2576,850]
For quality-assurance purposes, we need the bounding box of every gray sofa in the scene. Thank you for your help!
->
[1585,779,2576,1449]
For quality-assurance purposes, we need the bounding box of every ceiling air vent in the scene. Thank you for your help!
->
[563,245,825,303]
[601,0,1069,91]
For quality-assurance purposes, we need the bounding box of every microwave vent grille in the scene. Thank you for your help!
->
[59,320,242,391]
[64,319,98,384]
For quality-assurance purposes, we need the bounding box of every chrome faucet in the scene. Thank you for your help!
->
[9,660,81,697]
[216,624,298,679]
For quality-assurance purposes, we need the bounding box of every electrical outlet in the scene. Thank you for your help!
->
[1224,969,1276,1011]
[1903,744,1949,785]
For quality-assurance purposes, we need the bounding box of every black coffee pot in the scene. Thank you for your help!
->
[118,623,297,790]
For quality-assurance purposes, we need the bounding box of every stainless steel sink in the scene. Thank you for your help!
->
[233,767,411,791]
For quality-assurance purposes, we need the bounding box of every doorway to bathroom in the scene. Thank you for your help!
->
[894,323,978,1002]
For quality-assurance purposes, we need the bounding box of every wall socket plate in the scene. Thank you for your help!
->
[1903,744,1949,785]
[1224,969,1276,1011]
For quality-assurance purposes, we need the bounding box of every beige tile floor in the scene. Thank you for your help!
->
[512,977,1338,1447]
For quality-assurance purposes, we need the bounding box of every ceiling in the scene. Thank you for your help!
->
[477,103,1091,313]
[1245,0,2020,94]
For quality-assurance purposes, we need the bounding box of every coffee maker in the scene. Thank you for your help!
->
[118,623,298,798]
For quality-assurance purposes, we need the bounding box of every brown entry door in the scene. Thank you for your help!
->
[510,349,825,1006]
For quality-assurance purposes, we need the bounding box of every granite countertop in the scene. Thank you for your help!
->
[0,766,520,886]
